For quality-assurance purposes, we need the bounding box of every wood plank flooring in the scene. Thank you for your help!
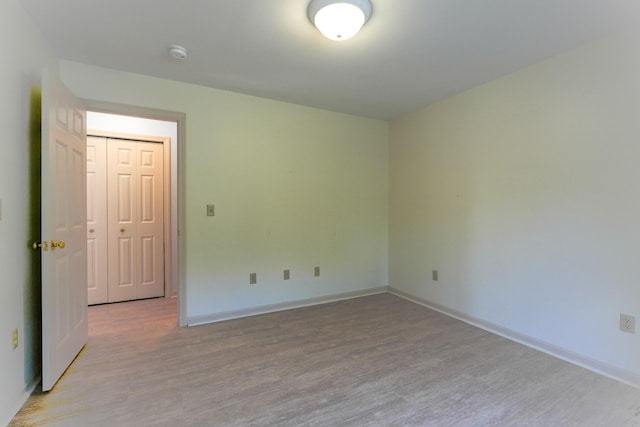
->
[10,294,640,426]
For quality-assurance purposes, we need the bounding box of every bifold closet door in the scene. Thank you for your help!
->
[107,139,165,302]
[87,136,108,305]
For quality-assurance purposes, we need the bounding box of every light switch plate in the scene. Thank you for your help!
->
[206,204,215,216]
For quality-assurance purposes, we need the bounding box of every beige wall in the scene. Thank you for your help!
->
[60,61,389,321]
[390,29,640,384]
[1,0,57,424]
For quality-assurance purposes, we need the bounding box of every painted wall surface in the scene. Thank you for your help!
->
[62,62,389,319]
[389,29,640,378]
[0,1,57,424]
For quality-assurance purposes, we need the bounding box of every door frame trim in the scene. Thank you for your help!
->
[82,100,187,327]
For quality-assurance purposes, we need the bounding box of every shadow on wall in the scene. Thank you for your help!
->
[25,83,42,383]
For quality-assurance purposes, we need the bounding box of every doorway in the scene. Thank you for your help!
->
[85,112,179,307]
[87,134,169,304]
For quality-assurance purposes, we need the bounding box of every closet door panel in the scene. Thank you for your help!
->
[86,136,108,305]
[135,142,165,299]
[107,140,137,302]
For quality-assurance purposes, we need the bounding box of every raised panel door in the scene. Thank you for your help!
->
[41,72,88,391]
[108,141,136,302]
[136,142,165,299]
[107,139,164,302]
[86,136,108,305]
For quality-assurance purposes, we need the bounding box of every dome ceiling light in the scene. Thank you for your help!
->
[169,45,187,60]
[308,0,373,41]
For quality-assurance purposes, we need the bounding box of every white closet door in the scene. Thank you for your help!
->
[135,141,165,299]
[86,136,108,305]
[108,139,164,302]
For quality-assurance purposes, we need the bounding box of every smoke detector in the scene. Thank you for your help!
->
[169,45,187,60]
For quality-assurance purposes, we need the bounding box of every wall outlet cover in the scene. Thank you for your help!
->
[620,314,636,333]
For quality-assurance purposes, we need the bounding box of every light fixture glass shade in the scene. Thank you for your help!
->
[169,45,187,60]
[308,0,372,41]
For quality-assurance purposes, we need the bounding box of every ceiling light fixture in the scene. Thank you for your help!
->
[308,0,372,41]
[169,45,187,60]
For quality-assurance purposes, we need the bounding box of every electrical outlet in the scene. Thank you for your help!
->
[432,270,439,281]
[249,273,257,285]
[12,329,18,350]
[206,204,215,216]
[314,266,320,277]
[620,314,635,333]
[284,269,290,280]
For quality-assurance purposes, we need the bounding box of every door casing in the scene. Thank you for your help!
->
[84,101,186,326]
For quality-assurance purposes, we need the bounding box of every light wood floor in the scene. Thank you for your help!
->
[10,294,640,426]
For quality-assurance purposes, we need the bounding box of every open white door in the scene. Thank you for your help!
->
[40,72,88,391]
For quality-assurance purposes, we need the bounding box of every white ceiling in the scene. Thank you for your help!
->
[19,0,639,120]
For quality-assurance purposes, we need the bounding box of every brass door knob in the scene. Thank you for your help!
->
[50,240,65,250]
[32,241,49,251]
[120,228,125,233]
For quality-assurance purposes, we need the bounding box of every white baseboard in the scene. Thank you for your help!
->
[389,287,640,390]
[186,287,389,327]
[3,372,40,427]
